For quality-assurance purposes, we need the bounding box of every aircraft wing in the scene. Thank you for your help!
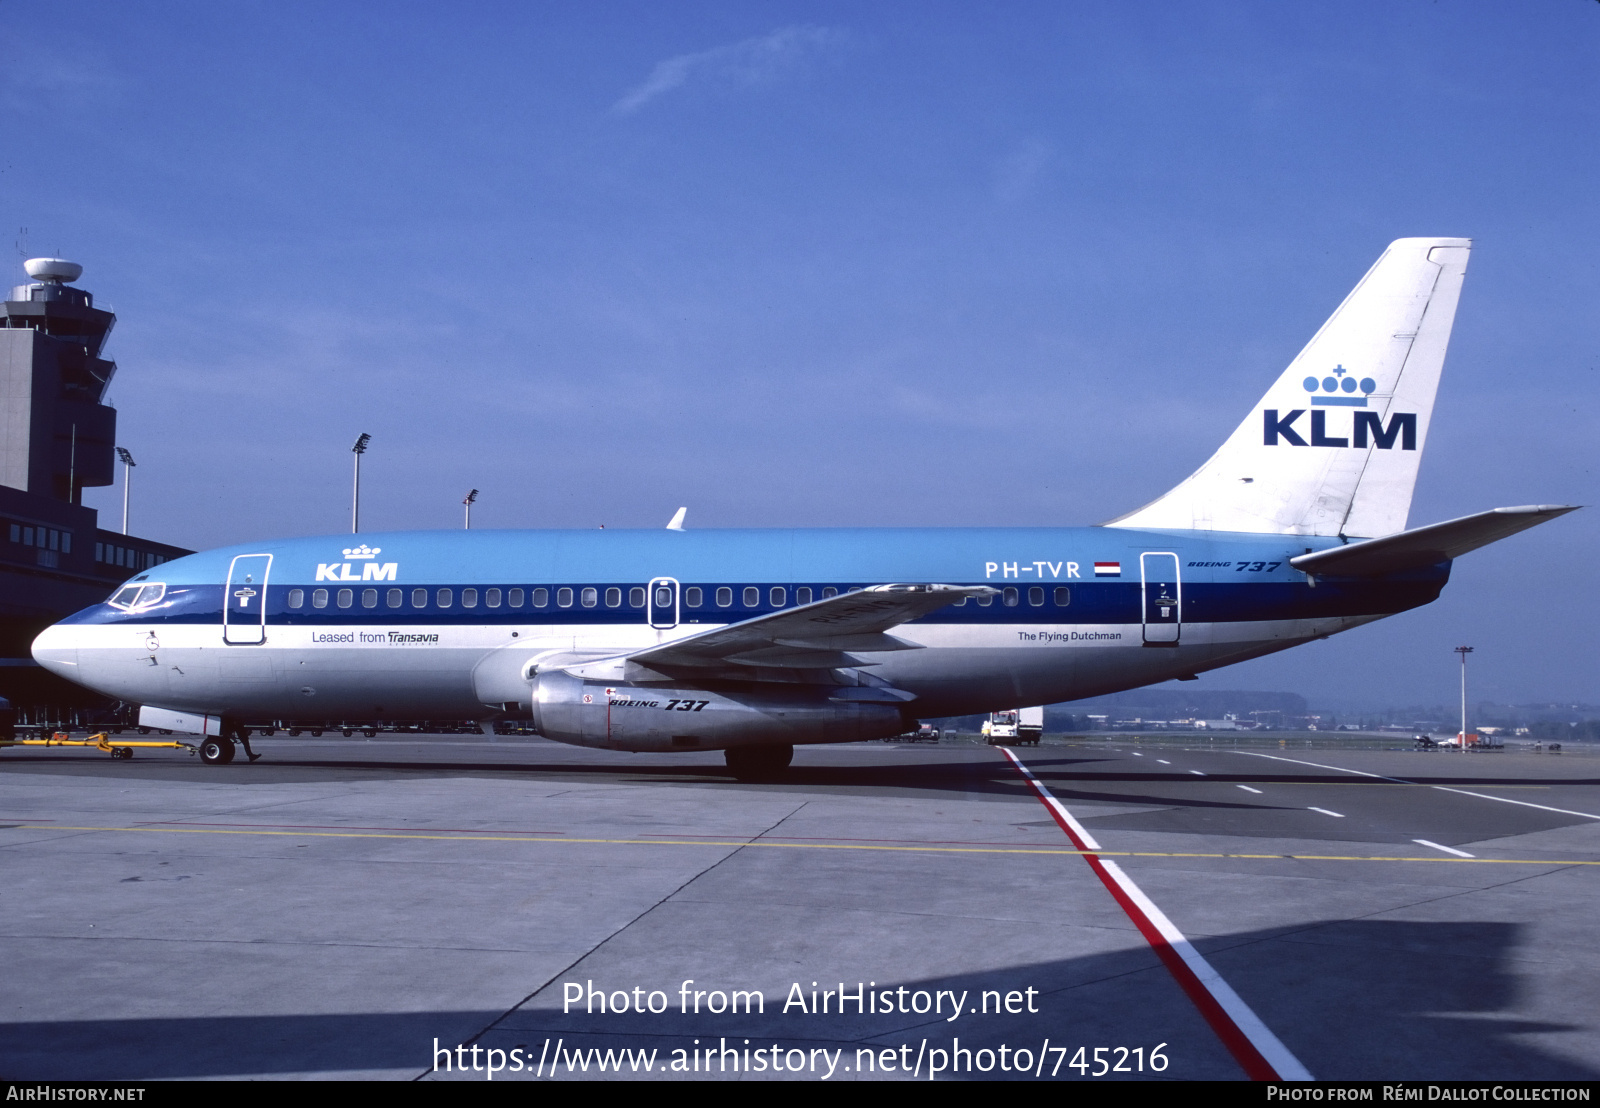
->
[627,584,997,671]
[1289,505,1578,577]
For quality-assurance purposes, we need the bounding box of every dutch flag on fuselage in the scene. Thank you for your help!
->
[1094,562,1121,577]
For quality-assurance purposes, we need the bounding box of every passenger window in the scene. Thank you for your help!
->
[630,586,646,607]
[654,586,672,607]
[847,587,862,594]
[338,588,353,608]
[770,587,786,607]
[684,586,702,608]
[581,587,597,608]
[362,588,378,608]
[1003,587,1018,607]
[462,588,478,608]
[822,587,838,599]
[557,587,573,608]
[796,587,812,605]
[605,587,621,608]
[977,593,993,607]
[288,588,304,609]
[313,588,329,608]
[742,586,759,607]
[437,588,453,607]
[388,588,403,608]
[716,587,732,607]
[532,588,548,608]
[509,588,526,607]
[1028,586,1044,606]
[1054,586,1071,606]
[412,588,428,607]
[486,588,502,608]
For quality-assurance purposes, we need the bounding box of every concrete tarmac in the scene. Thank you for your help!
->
[1,734,1597,1081]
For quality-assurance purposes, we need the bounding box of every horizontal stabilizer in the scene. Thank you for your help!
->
[1289,505,1578,577]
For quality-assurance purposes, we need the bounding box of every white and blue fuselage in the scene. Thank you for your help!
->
[32,525,1445,735]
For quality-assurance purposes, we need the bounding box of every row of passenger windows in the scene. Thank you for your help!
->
[959,586,1072,608]
[282,584,1073,611]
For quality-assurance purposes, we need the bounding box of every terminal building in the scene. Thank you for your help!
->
[0,258,189,718]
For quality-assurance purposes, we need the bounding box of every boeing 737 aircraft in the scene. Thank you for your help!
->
[30,238,1576,777]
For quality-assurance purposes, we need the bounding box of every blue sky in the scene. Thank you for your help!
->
[3,1,1595,708]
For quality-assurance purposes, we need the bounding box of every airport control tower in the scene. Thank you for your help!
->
[0,259,189,718]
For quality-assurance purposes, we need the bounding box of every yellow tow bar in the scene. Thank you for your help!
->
[0,731,197,759]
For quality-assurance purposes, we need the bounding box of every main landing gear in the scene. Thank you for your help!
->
[723,744,793,782]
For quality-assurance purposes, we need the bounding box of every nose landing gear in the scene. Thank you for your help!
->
[197,723,261,765]
[197,735,234,765]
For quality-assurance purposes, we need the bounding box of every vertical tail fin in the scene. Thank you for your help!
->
[1106,237,1471,538]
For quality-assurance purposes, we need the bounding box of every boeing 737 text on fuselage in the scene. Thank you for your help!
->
[30,239,1576,777]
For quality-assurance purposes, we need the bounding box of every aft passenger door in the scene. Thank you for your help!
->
[647,577,679,630]
[224,554,273,645]
[1140,552,1181,646]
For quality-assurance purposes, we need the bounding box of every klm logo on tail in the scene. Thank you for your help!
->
[1264,366,1416,449]
[1263,408,1416,450]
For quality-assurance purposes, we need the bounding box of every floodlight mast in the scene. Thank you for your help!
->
[1455,646,1474,753]
[351,433,371,534]
[463,489,478,530]
[115,448,135,535]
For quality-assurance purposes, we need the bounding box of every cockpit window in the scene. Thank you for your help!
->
[108,583,166,611]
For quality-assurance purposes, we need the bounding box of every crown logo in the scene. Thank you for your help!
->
[343,544,381,559]
[1303,364,1377,407]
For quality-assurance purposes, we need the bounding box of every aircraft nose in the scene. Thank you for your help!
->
[32,622,81,680]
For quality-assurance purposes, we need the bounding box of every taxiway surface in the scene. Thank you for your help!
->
[2,736,1597,1081]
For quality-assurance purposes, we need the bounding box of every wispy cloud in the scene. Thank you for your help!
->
[612,25,849,115]
[993,138,1054,203]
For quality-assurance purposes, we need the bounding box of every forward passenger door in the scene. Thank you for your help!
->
[224,554,273,645]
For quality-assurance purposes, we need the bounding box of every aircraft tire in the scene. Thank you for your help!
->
[724,744,793,782]
[198,736,235,765]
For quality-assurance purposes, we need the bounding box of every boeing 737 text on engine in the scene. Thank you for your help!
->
[31,238,1576,777]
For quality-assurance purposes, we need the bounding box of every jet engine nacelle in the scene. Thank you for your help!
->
[529,671,910,753]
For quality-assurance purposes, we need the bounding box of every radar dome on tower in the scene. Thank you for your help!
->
[23,258,83,284]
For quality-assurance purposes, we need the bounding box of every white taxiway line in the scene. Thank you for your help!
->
[1001,747,1313,1082]
[1414,839,1475,859]
[1232,751,1600,822]
[1307,808,1345,818]
[1237,786,1263,794]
